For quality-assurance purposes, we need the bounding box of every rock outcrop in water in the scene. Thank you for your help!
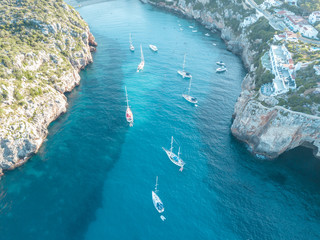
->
[145,0,320,159]
[0,0,96,175]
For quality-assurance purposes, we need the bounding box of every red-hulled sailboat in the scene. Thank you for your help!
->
[125,86,133,127]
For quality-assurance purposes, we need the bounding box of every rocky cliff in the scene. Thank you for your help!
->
[146,0,320,159]
[0,0,97,175]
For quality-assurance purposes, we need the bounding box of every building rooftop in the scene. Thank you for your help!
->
[311,11,320,16]
[286,15,308,25]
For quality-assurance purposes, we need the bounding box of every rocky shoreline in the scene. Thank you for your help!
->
[0,32,97,177]
[144,0,320,159]
[0,1,98,176]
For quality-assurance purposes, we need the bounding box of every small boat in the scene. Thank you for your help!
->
[149,44,158,52]
[125,86,133,127]
[129,33,134,52]
[189,25,194,29]
[152,176,164,214]
[216,67,227,73]
[182,77,198,106]
[160,215,166,221]
[162,136,185,171]
[212,43,217,46]
[192,29,197,33]
[179,28,183,31]
[177,54,192,79]
[216,61,225,66]
[137,45,145,72]
[205,33,210,36]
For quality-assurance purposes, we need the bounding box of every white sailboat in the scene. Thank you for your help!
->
[152,176,165,220]
[129,33,134,52]
[125,86,133,127]
[182,77,198,106]
[162,136,185,171]
[177,54,192,79]
[137,45,145,72]
[149,44,158,52]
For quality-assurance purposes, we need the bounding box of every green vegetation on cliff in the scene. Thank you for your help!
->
[0,0,90,115]
[0,0,95,172]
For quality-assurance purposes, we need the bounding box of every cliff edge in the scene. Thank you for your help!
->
[0,0,97,175]
[146,0,320,159]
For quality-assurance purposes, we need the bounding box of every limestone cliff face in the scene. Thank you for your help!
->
[147,0,320,159]
[0,0,97,175]
[149,0,255,68]
[231,75,320,158]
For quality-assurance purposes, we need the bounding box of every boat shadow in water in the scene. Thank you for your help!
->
[0,35,130,240]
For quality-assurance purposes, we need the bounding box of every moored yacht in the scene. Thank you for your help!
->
[182,77,198,106]
[152,176,165,220]
[216,66,227,73]
[129,33,134,52]
[177,53,192,79]
[162,136,185,171]
[125,86,133,127]
[149,44,158,52]
[216,61,225,66]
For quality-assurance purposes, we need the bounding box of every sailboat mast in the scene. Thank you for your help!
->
[129,33,131,44]
[188,77,192,95]
[140,45,144,62]
[170,136,173,153]
[125,86,129,108]
[178,147,181,158]
[155,176,158,191]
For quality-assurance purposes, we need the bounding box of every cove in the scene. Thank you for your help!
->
[1,0,320,239]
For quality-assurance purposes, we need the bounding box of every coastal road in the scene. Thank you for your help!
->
[298,35,320,45]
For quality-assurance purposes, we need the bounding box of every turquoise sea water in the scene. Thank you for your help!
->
[1,1,320,239]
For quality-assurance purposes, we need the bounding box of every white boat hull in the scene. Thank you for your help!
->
[126,107,133,126]
[149,45,158,52]
[162,147,185,168]
[216,62,225,66]
[152,191,164,213]
[177,70,192,79]
[137,61,145,72]
[216,68,226,73]
[182,94,198,104]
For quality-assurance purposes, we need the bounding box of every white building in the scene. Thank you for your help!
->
[268,45,296,96]
[284,15,318,39]
[263,0,282,9]
[314,65,320,75]
[284,15,308,32]
[275,10,295,18]
[274,31,298,42]
[285,0,298,6]
[299,24,319,39]
[309,11,320,24]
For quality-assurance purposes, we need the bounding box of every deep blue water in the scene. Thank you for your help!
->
[1,1,320,239]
